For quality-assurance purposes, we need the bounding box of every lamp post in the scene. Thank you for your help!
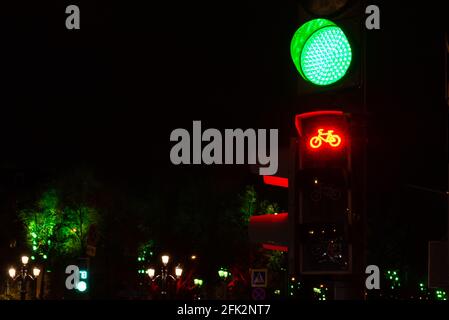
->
[8,255,41,300]
[218,267,230,300]
[147,255,183,297]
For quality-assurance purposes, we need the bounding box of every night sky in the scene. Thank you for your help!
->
[1,0,449,295]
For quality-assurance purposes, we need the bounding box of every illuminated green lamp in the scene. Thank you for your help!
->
[194,278,204,287]
[77,281,87,292]
[290,18,352,86]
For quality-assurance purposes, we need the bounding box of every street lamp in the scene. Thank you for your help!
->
[147,255,183,297]
[218,267,231,300]
[147,268,156,279]
[8,255,40,300]
[8,268,16,279]
[33,267,41,278]
[218,267,230,280]
[175,265,183,278]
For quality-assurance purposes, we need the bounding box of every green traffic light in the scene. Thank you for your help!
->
[291,19,352,86]
[80,270,88,280]
[77,281,87,292]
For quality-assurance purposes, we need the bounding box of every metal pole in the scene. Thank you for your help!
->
[20,278,26,301]
[360,0,369,300]
[445,31,449,288]
[161,268,167,296]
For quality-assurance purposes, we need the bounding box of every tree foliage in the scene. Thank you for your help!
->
[19,189,59,259]
[239,185,257,224]
[19,188,100,259]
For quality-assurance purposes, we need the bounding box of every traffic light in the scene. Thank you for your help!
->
[291,18,352,86]
[294,111,352,274]
[290,0,362,106]
[77,269,88,292]
[288,3,367,298]
[295,110,349,168]
[76,257,90,298]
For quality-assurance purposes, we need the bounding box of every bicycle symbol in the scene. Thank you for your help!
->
[311,184,341,201]
[309,129,341,149]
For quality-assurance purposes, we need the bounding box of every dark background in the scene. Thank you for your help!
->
[1,0,449,297]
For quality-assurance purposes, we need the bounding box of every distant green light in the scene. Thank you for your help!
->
[77,281,87,292]
[291,18,352,86]
[80,270,88,280]
[43,255,47,259]
[33,246,37,251]
[31,256,35,260]
[194,278,204,287]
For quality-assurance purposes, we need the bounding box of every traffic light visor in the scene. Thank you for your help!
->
[291,19,352,86]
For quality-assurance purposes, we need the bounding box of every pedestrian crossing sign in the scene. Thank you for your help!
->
[251,269,267,287]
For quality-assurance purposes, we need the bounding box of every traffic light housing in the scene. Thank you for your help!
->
[294,111,352,274]
[295,111,350,169]
[291,18,352,86]
[291,0,362,102]
[76,257,90,298]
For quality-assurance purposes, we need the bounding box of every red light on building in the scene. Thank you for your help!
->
[262,243,288,252]
[248,213,289,248]
[263,175,289,188]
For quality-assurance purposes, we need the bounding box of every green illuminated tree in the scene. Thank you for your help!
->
[19,189,59,261]
[258,200,280,215]
[19,189,100,258]
[137,240,155,262]
[58,205,100,256]
[239,185,257,224]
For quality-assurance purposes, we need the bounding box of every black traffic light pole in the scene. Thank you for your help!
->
[444,31,449,290]
[358,0,368,300]
[288,137,298,285]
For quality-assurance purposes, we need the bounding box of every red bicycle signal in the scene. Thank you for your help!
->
[309,129,342,149]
